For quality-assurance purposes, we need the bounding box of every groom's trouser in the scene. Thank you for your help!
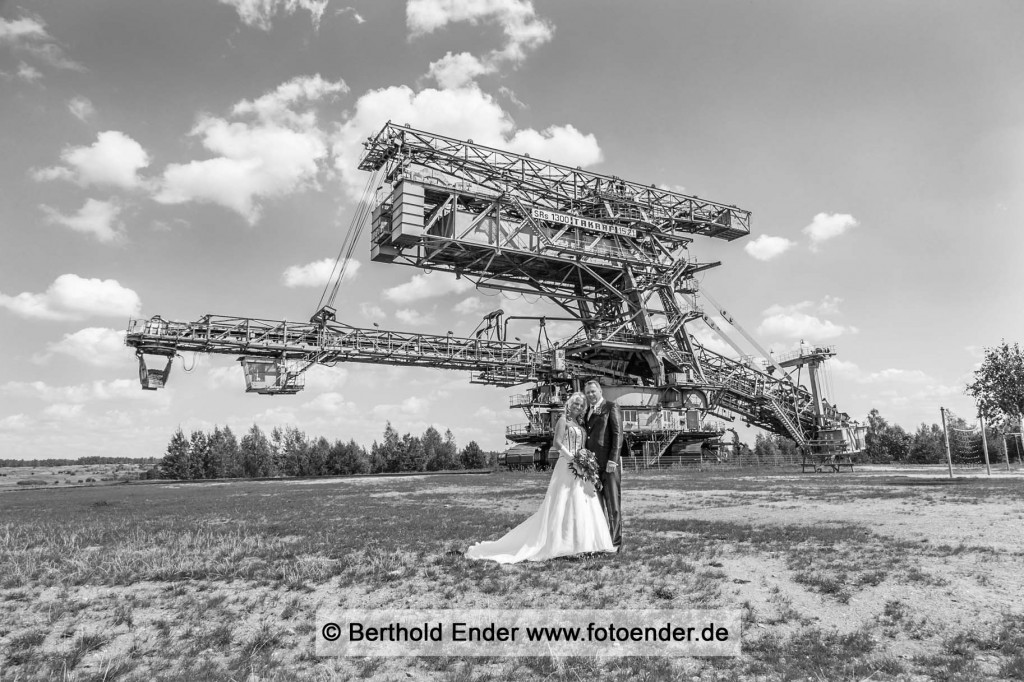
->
[599,465,622,549]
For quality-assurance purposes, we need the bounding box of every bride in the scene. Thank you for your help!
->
[466,391,616,563]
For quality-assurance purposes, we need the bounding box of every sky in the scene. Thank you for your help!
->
[2,0,1023,460]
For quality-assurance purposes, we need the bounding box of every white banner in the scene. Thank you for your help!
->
[316,608,741,657]
[531,208,638,239]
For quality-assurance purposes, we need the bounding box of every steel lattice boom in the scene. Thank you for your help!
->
[126,122,865,462]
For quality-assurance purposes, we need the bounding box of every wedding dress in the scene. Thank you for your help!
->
[466,416,615,563]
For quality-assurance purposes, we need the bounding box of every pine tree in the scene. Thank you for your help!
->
[441,429,460,469]
[422,426,444,471]
[240,424,274,477]
[188,430,210,479]
[160,428,190,479]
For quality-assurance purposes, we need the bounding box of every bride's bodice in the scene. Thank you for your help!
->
[561,419,583,454]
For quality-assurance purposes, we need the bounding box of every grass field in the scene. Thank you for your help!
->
[2,465,1024,681]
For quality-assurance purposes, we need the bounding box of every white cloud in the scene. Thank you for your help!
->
[336,7,366,23]
[498,86,526,109]
[205,365,240,390]
[359,302,387,320]
[219,0,329,30]
[371,395,429,418]
[384,272,473,303]
[303,392,356,412]
[690,322,738,358]
[757,310,854,341]
[331,83,601,198]
[155,75,343,223]
[17,62,42,82]
[43,403,85,419]
[41,327,129,367]
[744,234,794,261]
[0,274,141,321]
[428,51,494,89]
[0,17,48,42]
[232,74,347,126]
[0,414,33,431]
[407,0,554,65]
[829,360,933,385]
[454,296,488,315]
[304,366,349,391]
[0,16,84,72]
[395,308,436,326]
[68,96,95,122]
[862,368,932,384]
[41,198,123,243]
[803,212,858,250]
[1,379,156,403]
[282,257,360,287]
[33,131,150,189]
[505,124,602,165]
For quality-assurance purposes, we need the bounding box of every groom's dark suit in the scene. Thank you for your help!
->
[585,399,623,550]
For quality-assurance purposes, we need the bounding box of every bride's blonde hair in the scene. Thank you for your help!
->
[564,391,587,423]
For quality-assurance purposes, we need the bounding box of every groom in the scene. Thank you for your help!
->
[583,379,623,552]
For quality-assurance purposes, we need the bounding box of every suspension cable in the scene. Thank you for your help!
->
[315,167,383,315]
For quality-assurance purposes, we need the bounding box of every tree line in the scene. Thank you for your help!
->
[157,422,491,480]
[0,456,158,468]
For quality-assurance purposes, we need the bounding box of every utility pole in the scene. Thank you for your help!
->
[940,407,953,479]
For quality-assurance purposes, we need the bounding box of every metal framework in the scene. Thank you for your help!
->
[126,122,864,461]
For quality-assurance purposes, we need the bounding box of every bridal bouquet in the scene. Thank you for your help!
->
[569,448,602,492]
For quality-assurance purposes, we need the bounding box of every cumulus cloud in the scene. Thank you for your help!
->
[68,96,95,122]
[454,296,488,315]
[332,83,601,197]
[33,131,150,189]
[359,302,386,320]
[371,395,429,418]
[1,378,154,403]
[384,272,473,303]
[282,257,360,287]
[232,74,348,126]
[744,234,794,261]
[829,358,935,387]
[0,274,141,321]
[17,62,42,82]
[303,391,356,412]
[0,414,32,431]
[408,0,553,68]
[0,16,85,72]
[757,299,856,341]
[428,51,494,89]
[219,0,329,30]
[155,74,344,224]
[41,198,123,243]
[39,327,129,367]
[803,212,858,250]
[395,308,436,326]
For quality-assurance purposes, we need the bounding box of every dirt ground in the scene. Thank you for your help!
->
[3,465,1024,680]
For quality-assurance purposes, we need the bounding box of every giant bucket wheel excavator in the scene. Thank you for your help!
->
[126,122,866,470]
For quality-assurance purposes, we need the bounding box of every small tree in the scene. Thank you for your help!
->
[240,424,275,477]
[968,341,1024,433]
[160,428,190,479]
[460,441,486,469]
[188,430,211,479]
[209,425,240,478]
[329,438,370,475]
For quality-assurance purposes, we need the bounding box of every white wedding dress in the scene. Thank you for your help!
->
[466,416,615,563]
